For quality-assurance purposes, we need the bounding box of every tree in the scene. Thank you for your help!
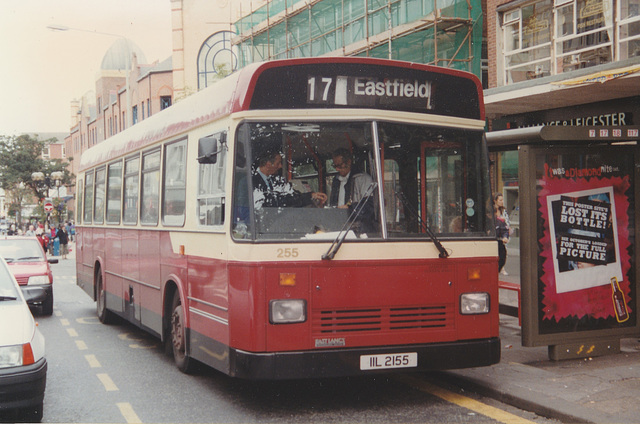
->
[0,134,74,223]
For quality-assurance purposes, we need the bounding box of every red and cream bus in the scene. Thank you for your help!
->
[75,57,500,379]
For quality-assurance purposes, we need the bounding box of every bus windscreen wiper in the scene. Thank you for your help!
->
[395,190,450,258]
[322,182,377,260]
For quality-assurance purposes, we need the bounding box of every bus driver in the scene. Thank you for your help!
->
[253,151,327,209]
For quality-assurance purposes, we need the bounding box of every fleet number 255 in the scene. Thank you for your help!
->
[277,248,299,258]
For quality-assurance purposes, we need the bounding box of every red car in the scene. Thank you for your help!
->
[0,237,57,315]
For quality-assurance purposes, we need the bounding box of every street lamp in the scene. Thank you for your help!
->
[47,24,132,126]
[31,171,64,197]
[32,171,64,225]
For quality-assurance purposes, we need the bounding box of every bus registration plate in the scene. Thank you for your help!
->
[360,352,417,370]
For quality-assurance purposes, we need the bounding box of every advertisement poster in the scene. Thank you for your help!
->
[537,152,635,334]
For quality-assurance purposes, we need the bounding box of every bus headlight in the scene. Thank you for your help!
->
[270,299,306,324]
[460,293,490,314]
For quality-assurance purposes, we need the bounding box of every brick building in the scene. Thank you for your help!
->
[64,40,174,216]
[484,0,640,237]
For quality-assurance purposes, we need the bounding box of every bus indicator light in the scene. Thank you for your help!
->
[279,273,297,286]
[179,245,185,256]
[467,267,481,280]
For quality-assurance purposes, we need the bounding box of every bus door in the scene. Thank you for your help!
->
[420,141,465,234]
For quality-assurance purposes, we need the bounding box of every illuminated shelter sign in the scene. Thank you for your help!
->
[547,188,622,294]
[517,141,639,347]
[536,151,635,335]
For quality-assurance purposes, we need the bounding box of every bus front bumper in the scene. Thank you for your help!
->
[229,337,500,380]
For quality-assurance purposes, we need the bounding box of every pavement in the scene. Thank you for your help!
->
[55,242,640,423]
[443,245,640,424]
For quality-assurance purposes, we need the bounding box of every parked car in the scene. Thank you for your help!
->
[0,237,57,316]
[0,257,47,422]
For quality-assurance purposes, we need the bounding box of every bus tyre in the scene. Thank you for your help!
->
[96,272,115,324]
[170,292,195,373]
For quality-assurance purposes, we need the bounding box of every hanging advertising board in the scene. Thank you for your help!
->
[520,144,639,348]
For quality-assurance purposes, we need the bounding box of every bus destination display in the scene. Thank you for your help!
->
[307,75,433,111]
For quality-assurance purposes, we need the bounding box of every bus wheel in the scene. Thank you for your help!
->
[170,292,195,373]
[96,272,115,324]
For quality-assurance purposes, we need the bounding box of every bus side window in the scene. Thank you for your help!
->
[123,156,140,225]
[141,149,161,226]
[76,179,83,225]
[162,139,187,226]
[106,160,123,224]
[94,167,106,225]
[197,132,226,227]
[83,171,94,224]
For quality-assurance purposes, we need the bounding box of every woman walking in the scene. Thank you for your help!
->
[58,224,69,259]
[494,193,510,276]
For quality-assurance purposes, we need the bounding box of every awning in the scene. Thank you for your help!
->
[486,125,640,149]
[484,64,640,118]
[551,65,640,86]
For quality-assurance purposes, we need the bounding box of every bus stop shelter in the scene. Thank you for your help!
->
[486,126,640,360]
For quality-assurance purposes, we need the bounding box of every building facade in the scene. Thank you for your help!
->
[483,0,639,255]
[233,0,484,77]
[64,41,174,217]
[485,0,640,129]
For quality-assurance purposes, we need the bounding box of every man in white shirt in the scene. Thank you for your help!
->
[329,148,373,208]
[253,151,327,209]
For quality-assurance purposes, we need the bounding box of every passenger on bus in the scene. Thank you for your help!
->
[330,149,374,208]
[253,151,327,209]
[330,148,377,232]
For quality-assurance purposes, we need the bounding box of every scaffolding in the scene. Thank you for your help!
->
[233,0,482,76]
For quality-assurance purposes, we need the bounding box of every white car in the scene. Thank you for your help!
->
[0,257,47,422]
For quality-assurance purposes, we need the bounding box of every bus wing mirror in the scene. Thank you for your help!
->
[198,133,226,164]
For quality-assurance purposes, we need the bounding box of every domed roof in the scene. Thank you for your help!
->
[100,38,147,71]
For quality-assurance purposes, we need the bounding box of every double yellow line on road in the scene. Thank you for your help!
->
[397,375,537,424]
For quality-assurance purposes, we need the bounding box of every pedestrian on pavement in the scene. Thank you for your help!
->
[494,193,510,276]
[58,224,69,259]
[36,228,48,253]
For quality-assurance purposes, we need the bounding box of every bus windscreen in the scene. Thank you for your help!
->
[232,121,492,241]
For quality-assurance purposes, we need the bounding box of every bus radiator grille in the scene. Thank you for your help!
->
[312,305,452,334]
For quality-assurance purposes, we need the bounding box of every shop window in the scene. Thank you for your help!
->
[555,0,613,72]
[618,0,640,59]
[502,0,552,83]
[499,0,623,84]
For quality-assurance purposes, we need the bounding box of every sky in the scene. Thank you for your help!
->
[0,0,173,135]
